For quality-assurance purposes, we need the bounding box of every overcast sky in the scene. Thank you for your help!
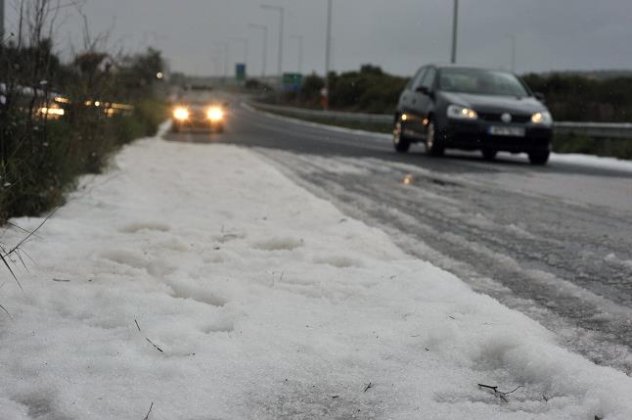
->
[6,0,632,77]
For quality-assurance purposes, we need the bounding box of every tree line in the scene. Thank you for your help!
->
[274,65,632,123]
[0,0,166,224]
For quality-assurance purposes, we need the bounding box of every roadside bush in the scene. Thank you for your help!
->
[0,1,166,225]
[277,66,407,114]
[328,65,407,114]
[553,134,632,160]
[523,73,632,122]
[134,99,168,137]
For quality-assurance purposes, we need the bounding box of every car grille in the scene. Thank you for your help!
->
[478,112,531,124]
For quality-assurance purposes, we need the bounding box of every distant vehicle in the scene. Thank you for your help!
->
[393,65,553,165]
[171,100,227,133]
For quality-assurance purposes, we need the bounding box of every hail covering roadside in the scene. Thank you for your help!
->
[1,125,632,419]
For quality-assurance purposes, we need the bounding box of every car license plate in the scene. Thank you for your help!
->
[489,126,525,137]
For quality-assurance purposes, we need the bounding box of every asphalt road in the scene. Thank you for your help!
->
[165,102,632,374]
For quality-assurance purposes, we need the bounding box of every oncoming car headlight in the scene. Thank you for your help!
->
[531,111,553,126]
[447,104,478,120]
[207,106,225,122]
[38,106,65,118]
[173,107,190,121]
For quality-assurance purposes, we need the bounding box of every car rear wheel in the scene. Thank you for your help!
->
[481,148,498,161]
[528,150,550,165]
[425,121,444,157]
[393,120,411,153]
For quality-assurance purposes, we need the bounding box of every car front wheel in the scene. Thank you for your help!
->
[425,121,444,157]
[393,120,411,153]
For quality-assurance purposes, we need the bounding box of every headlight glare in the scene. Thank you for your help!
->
[173,107,190,121]
[207,106,225,122]
[531,111,553,125]
[447,104,478,120]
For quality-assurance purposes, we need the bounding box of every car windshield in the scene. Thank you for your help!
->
[438,68,529,97]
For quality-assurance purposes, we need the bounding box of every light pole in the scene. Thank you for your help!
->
[507,34,516,73]
[261,4,284,85]
[290,35,303,74]
[230,37,249,66]
[210,55,221,78]
[0,0,4,39]
[249,23,268,78]
[324,0,332,110]
[223,43,229,83]
[214,42,229,84]
[451,0,459,64]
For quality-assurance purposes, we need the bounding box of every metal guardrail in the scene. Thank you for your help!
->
[252,102,632,140]
[553,122,632,139]
[1,83,134,119]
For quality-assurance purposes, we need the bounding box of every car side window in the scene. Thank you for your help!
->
[411,67,427,90]
[420,67,437,90]
[405,71,418,90]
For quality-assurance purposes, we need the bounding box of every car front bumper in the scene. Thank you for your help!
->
[444,120,552,153]
[173,118,224,132]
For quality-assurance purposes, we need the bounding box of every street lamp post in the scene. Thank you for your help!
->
[214,42,229,84]
[324,0,332,110]
[451,0,459,64]
[261,4,284,86]
[231,37,249,66]
[0,0,5,39]
[210,54,221,78]
[249,23,268,78]
[290,35,303,74]
[508,34,516,73]
[223,43,229,83]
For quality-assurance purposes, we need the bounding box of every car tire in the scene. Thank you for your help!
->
[528,150,550,165]
[481,148,498,161]
[393,119,411,153]
[425,120,444,157]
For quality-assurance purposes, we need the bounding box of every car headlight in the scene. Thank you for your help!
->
[38,106,65,118]
[447,104,478,120]
[207,106,225,122]
[173,107,190,121]
[531,111,553,126]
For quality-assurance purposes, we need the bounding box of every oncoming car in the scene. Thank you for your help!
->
[171,101,227,133]
[393,65,554,165]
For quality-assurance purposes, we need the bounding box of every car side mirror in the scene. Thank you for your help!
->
[415,86,431,96]
[534,92,546,102]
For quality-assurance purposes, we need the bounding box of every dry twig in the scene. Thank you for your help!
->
[478,383,523,403]
[142,402,154,420]
[145,338,164,353]
[134,320,164,353]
